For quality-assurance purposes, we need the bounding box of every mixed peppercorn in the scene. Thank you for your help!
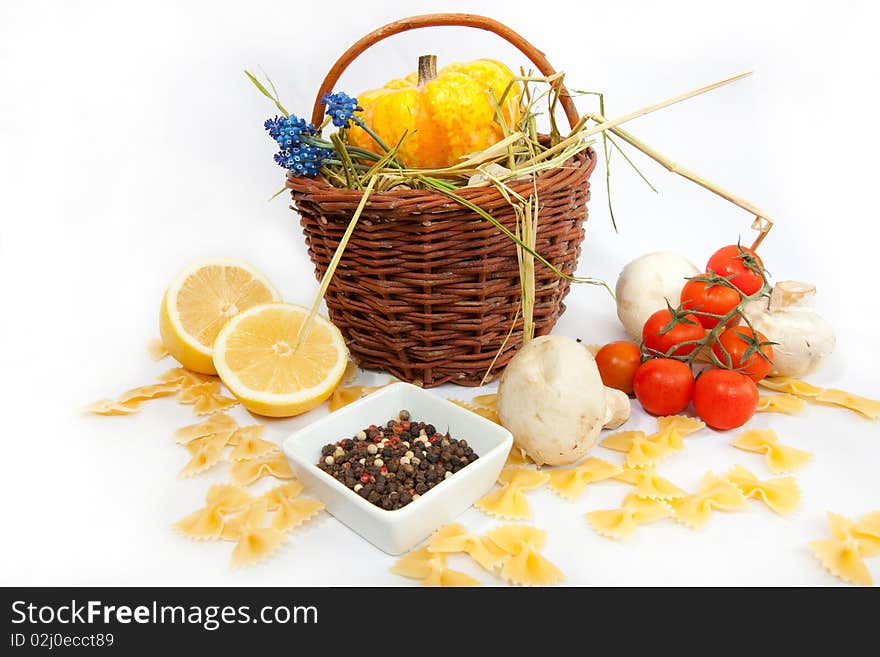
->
[316,410,479,511]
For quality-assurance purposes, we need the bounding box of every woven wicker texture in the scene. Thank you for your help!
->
[290,14,597,386]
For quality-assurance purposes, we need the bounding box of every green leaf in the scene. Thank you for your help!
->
[244,70,289,117]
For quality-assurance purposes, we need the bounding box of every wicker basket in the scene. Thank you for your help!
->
[288,14,598,387]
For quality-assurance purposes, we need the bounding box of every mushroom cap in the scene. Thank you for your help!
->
[498,335,606,466]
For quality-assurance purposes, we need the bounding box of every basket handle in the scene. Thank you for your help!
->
[310,13,580,129]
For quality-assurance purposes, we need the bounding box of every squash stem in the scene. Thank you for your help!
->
[418,54,438,87]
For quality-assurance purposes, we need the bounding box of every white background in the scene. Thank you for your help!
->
[1,0,878,586]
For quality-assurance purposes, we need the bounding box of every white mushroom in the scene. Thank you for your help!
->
[497,335,631,466]
[615,251,701,340]
[741,280,836,377]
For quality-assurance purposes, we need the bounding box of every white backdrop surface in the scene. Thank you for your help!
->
[1,0,878,586]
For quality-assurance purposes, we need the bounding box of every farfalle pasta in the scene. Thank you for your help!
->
[230,452,295,486]
[756,393,807,415]
[670,472,748,529]
[759,377,880,419]
[228,425,279,461]
[86,382,179,415]
[257,480,324,532]
[475,467,550,520]
[427,523,509,572]
[174,413,239,445]
[226,499,286,569]
[486,524,564,586]
[328,380,393,412]
[177,380,238,415]
[180,431,234,478]
[173,484,254,541]
[547,458,622,501]
[158,367,215,388]
[731,429,812,474]
[586,492,673,539]
[613,466,687,501]
[725,464,801,515]
[809,511,879,586]
[600,430,645,453]
[391,547,480,587]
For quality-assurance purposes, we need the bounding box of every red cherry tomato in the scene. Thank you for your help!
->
[642,308,705,358]
[706,245,765,296]
[693,368,758,430]
[712,327,774,381]
[680,277,742,329]
[595,341,641,395]
[633,358,695,416]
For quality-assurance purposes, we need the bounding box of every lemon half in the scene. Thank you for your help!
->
[212,303,348,417]
[159,258,281,374]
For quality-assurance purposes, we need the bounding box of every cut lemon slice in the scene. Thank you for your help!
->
[213,303,348,417]
[159,258,281,374]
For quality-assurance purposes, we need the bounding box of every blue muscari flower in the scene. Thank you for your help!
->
[321,91,362,128]
[264,113,328,176]
[274,143,329,177]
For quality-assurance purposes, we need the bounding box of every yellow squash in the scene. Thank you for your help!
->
[348,56,520,169]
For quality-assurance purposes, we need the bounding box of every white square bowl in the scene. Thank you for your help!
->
[283,382,512,555]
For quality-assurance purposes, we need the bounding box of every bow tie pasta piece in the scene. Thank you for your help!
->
[177,381,238,416]
[586,492,673,539]
[147,337,170,361]
[756,394,807,415]
[228,425,279,461]
[613,466,687,501]
[810,538,872,586]
[500,547,565,586]
[670,472,748,529]
[391,547,479,587]
[759,377,880,419]
[625,433,680,469]
[86,381,181,416]
[174,413,239,445]
[158,367,215,388]
[725,465,801,515]
[179,431,234,478]
[173,484,254,540]
[262,482,305,509]
[422,568,481,587]
[206,484,254,510]
[475,467,550,520]
[731,429,813,474]
[485,525,563,586]
[824,511,880,558]
[547,458,623,501]
[227,499,286,568]
[230,452,296,486]
[600,430,645,453]
[853,512,880,557]
[759,377,824,397]
[427,524,509,572]
[652,415,705,451]
[814,388,880,420]
[84,398,143,415]
[117,383,180,404]
[391,547,446,580]
[270,497,325,533]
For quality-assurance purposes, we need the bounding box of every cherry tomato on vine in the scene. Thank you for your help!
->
[706,244,765,295]
[595,341,641,395]
[633,358,695,416]
[680,277,742,329]
[642,308,705,357]
[692,368,758,430]
[712,326,774,381]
